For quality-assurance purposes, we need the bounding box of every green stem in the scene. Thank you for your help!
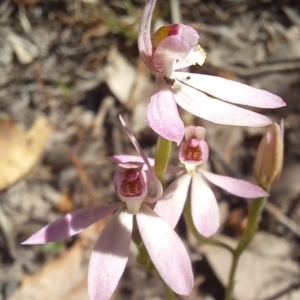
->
[133,226,154,272]
[154,136,172,185]
[184,201,234,254]
[224,254,239,300]
[224,196,268,300]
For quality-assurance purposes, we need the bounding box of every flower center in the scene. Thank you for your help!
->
[182,137,202,161]
[120,170,143,197]
[124,168,139,181]
[151,24,180,49]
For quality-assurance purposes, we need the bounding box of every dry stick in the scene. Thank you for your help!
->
[92,96,114,138]
[34,62,51,103]
[18,3,31,33]
[170,0,181,24]
[0,204,18,260]
[265,202,300,237]
[71,154,101,206]
[215,61,300,77]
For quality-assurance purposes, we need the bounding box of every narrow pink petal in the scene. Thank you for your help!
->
[191,173,220,237]
[138,0,156,71]
[201,170,269,198]
[152,35,190,76]
[137,204,194,296]
[175,72,286,108]
[110,155,154,167]
[88,210,133,300]
[146,80,184,144]
[154,174,192,228]
[22,203,121,245]
[172,80,272,127]
[119,115,163,201]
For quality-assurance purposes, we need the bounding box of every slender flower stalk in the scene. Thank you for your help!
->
[224,196,268,300]
[22,116,194,300]
[225,121,284,300]
[154,126,268,237]
[154,136,172,185]
[138,0,286,144]
[184,199,234,254]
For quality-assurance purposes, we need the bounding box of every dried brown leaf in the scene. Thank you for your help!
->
[9,220,109,300]
[0,117,52,191]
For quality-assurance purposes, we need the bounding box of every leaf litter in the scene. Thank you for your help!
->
[0,0,299,300]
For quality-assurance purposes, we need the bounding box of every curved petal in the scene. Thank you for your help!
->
[154,174,192,228]
[119,115,163,201]
[175,72,286,108]
[138,0,156,72]
[22,203,121,244]
[152,35,190,76]
[88,210,133,300]
[111,155,154,167]
[146,80,184,144]
[172,79,272,127]
[191,173,220,237]
[137,204,194,296]
[201,170,269,198]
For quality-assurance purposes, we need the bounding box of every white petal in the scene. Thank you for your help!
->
[22,203,121,244]
[137,204,194,296]
[154,174,192,228]
[88,210,133,300]
[172,79,272,127]
[175,72,286,108]
[191,173,220,237]
[201,170,268,198]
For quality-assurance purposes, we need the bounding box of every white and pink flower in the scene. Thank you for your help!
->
[154,126,269,237]
[138,0,286,144]
[22,116,194,300]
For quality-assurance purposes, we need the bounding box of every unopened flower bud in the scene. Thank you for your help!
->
[253,122,284,190]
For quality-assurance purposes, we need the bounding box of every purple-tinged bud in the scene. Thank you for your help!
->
[253,122,284,191]
[179,126,209,174]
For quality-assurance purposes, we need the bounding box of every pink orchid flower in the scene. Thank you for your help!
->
[138,0,286,144]
[154,126,269,237]
[22,116,193,300]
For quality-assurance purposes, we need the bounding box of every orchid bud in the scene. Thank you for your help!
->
[253,122,284,191]
[114,162,148,214]
[179,126,209,174]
